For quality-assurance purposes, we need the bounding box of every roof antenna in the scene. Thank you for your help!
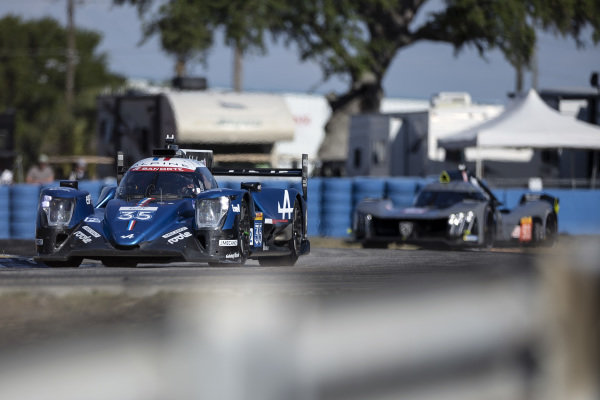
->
[165,134,178,150]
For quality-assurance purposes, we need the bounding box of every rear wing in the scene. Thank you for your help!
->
[212,154,308,201]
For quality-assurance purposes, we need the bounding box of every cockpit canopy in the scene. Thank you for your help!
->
[117,167,217,200]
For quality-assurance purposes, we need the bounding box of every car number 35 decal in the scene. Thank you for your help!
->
[118,206,158,221]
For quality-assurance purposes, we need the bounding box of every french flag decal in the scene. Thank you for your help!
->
[127,220,136,231]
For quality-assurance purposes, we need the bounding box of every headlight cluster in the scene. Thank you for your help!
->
[196,196,230,229]
[41,195,75,227]
[448,211,475,237]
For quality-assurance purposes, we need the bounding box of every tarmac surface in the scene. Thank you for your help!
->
[0,239,537,296]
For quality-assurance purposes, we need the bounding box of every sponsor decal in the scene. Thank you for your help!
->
[277,190,294,219]
[85,194,91,205]
[162,227,189,239]
[74,230,92,244]
[254,219,263,248]
[35,238,43,246]
[118,206,159,212]
[232,204,240,213]
[84,216,101,223]
[130,166,194,172]
[225,252,240,260]
[219,239,238,247]
[121,234,134,239]
[82,225,101,238]
[167,231,192,244]
[249,228,253,246]
[265,218,273,224]
[519,217,533,242]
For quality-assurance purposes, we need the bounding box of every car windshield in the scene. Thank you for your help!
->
[117,170,212,200]
[414,190,486,209]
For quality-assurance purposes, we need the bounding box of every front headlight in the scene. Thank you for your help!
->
[448,211,474,237]
[41,195,75,227]
[196,196,230,228]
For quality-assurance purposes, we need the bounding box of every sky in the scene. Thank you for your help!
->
[0,0,598,104]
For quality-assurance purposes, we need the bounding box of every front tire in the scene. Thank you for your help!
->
[45,257,83,268]
[211,199,250,266]
[236,199,251,264]
[483,210,496,249]
[102,258,137,268]
[362,241,388,249]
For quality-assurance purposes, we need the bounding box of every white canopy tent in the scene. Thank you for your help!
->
[438,89,600,150]
[438,89,600,184]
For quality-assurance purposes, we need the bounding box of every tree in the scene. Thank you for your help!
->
[0,16,124,176]
[139,1,214,77]
[272,0,600,173]
[117,0,273,89]
[117,0,599,173]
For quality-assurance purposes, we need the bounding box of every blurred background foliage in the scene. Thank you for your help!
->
[0,15,124,173]
[0,0,598,173]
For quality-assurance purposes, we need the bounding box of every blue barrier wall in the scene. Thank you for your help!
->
[1,178,599,238]
[500,188,600,235]
[0,186,10,239]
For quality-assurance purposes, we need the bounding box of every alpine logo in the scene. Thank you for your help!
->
[120,234,134,239]
[278,190,294,219]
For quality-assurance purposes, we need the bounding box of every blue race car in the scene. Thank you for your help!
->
[34,138,310,267]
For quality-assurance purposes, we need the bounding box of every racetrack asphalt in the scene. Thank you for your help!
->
[0,238,538,295]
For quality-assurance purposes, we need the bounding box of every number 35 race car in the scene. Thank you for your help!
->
[34,138,310,267]
[352,168,559,249]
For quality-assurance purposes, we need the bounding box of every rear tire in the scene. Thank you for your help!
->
[45,257,83,268]
[258,200,302,267]
[543,214,558,246]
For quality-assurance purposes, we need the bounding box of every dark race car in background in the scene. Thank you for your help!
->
[352,168,559,249]
[35,138,310,267]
